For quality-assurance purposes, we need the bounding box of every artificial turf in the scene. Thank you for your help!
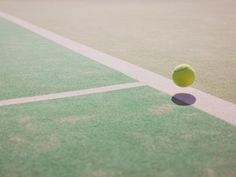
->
[0,86,236,177]
[0,17,134,100]
[1,0,236,103]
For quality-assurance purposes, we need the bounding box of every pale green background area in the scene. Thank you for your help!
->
[0,0,235,103]
[0,87,236,177]
[0,17,134,100]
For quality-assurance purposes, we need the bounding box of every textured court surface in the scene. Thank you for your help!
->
[0,17,133,100]
[0,0,235,103]
[0,2,236,177]
[1,87,236,177]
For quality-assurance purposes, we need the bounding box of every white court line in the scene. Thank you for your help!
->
[0,82,146,107]
[0,11,236,126]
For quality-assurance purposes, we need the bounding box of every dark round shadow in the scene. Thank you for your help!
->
[171,93,196,106]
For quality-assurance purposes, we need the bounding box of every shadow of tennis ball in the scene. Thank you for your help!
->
[171,93,196,106]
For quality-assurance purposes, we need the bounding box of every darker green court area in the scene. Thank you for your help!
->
[0,87,236,177]
[0,17,134,100]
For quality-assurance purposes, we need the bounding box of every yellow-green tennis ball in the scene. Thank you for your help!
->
[172,64,195,87]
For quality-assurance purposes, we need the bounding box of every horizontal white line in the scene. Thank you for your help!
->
[0,82,146,107]
[0,11,235,126]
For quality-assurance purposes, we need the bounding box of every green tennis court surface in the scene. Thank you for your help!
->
[1,87,236,177]
[0,17,133,100]
[1,10,236,177]
[1,0,236,103]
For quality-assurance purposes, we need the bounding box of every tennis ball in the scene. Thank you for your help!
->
[172,64,195,87]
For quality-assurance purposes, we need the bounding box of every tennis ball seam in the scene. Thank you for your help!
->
[173,68,194,73]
